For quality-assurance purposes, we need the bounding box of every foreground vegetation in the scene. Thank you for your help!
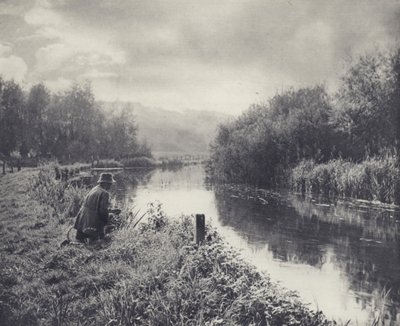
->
[209,49,400,204]
[0,168,332,325]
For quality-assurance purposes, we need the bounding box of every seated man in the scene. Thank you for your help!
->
[74,173,115,243]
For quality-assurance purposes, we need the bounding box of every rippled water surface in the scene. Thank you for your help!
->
[107,165,400,325]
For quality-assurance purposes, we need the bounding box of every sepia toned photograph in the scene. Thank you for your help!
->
[1,0,400,325]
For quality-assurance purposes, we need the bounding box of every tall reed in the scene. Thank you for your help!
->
[291,153,400,204]
[28,165,86,220]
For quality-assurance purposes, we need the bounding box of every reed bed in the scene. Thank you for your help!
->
[291,154,400,204]
[29,165,87,220]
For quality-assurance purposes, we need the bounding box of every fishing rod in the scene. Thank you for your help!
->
[131,211,147,229]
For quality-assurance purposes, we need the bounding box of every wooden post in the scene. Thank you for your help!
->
[55,167,60,180]
[195,214,205,244]
[395,178,400,206]
[62,168,68,181]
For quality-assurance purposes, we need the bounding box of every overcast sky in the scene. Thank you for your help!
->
[1,0,399,115]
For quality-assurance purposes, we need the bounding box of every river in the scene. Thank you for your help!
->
[106,164,400,325]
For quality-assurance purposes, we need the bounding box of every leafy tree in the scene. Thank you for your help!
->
[210,86,334,186]
[334,51,397,159]
[0,79,25,156]
[105,106,138,158]
[25,83,50,155]
[267,86,334,163]
[62,83,97,160]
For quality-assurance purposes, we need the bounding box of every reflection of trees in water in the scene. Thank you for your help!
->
[160,164,184,173]
[144,165,206,189]
[289,194,400,324]
[330,241,400,322]
[214,187,400,323]
[214,190,328,268]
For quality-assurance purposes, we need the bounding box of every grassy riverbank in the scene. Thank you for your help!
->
[0,168,332,325]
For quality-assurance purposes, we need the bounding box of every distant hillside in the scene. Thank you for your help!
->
[99,101,232,155]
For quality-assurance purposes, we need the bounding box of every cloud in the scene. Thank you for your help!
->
[0,42,28,82]
[44,77,72,92]
[24,0,63,26]
[80,69,118,79]
[24,0,126,80]
[34,43,74,73]
[0,54,28,82]
[289,20,335,83]
[1,0,400,113]
[0,0,32,16]
[0,43,12,56]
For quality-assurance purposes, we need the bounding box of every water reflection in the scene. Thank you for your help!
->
[110,165,400,325]
[214,186,400,324]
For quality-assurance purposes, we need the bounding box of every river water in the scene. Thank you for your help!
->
[107,165,400,325]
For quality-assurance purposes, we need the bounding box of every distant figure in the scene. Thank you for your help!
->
[74,173,115,243]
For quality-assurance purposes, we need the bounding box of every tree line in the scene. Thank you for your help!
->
[0,79,151,163]
[209,49,400,189]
